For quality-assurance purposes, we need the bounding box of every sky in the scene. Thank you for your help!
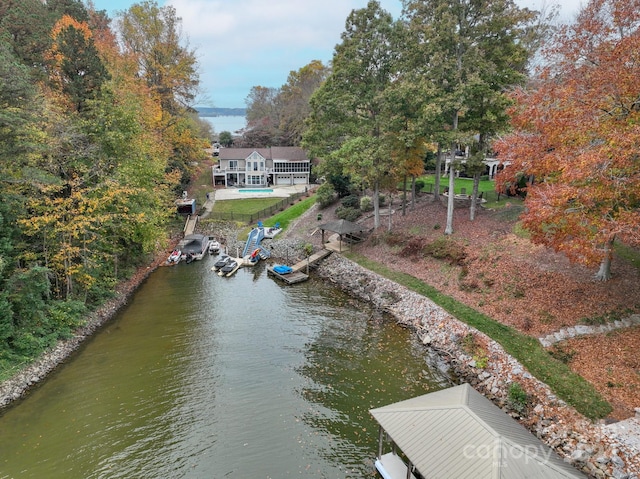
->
[88,0,585,109]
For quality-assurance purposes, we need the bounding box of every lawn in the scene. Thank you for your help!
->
[417,174,496,195]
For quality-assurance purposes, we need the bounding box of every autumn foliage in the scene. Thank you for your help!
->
[495,0,640,279]
[0,0,208,363]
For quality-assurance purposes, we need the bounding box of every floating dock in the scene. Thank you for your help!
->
[267,268,309,284]
[268,249,332,284]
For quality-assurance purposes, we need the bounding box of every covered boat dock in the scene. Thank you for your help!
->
[370,383,587,479]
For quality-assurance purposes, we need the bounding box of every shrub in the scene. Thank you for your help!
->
[335,206,362,222]
[316,182,336,208]
[360,196,373,211]
[401,237,426,256]
[414,179,425,191]
[371,230,404,247]
[423,237,467,265]
[507,382,529,416]
[341,194,360,209]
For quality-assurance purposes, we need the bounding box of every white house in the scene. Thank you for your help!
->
[212,147,311,187]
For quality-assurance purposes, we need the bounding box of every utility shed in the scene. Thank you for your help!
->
[370,383,586,479]
[175,198,196,215]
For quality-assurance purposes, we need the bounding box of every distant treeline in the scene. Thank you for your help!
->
[197,107,246,117]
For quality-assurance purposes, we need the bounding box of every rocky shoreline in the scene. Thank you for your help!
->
[315,254,640,478]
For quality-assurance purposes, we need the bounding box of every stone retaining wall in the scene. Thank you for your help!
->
[540,315,640,347]
[316,254,640,478]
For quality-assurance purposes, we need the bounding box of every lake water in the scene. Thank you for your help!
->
[201,115,247,134]
[0,258,453,478]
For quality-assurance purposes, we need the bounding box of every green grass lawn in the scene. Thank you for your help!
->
[414,174,496,195]
[266,195,316,231]
[414,174,523,209]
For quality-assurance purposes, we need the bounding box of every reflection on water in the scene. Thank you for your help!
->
[0,258,452,478]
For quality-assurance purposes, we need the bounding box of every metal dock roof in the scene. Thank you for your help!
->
[370,383,586,479]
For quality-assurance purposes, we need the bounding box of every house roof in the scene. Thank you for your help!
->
[218,146,308,161]
[370,383,586,479]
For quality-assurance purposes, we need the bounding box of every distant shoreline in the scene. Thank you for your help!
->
[196,107,246,117]
[198,114,244,117]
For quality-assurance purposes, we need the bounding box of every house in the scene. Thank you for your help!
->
[443,149,503,179]
[212,147,311,187]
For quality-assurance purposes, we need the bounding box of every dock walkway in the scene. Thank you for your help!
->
[268,248,332,284]
[184,215,198,236]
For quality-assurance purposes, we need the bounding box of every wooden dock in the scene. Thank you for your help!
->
[267,248,332,284]
[184,215,198,236]
[267,268,309,284]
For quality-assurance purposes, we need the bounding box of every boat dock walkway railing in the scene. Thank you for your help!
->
[290,248,332,273]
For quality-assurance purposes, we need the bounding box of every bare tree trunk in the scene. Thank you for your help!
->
[433,145,442,203]
[470,171,480,221]
[411,175,416,211]
[387,193,392,231]
[373,180,381,229]
[594,236,615,281]
[445,166,455,235]
[402,175,407,216]
[445,111,459,235]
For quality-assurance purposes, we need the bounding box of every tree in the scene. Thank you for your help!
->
[0,0,51,75]
[403,0,538,233]
[47,15,110,112]
[495,0,640,281]
[304,1,400,229]
[278,60,329,146]
[218,131,233,147]
[244,85,282,146]
[117,0,199,114]
[381,77,431,214]
[0,41,41,164]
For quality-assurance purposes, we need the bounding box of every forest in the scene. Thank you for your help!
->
[0,0,212,371]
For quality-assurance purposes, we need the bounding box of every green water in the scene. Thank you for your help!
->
[0,258,452,478]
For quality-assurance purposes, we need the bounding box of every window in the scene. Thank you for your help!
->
[229,160,238,170]
[273,161,310,173]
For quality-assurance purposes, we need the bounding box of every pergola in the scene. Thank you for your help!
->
[317,219,367,250]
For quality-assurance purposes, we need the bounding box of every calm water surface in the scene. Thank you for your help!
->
[202,116,247,134]
[0,258,452,478]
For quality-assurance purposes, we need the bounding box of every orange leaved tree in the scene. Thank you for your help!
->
[495,0,640,281]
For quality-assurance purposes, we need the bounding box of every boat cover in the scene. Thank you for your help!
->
[273,265,293,274]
